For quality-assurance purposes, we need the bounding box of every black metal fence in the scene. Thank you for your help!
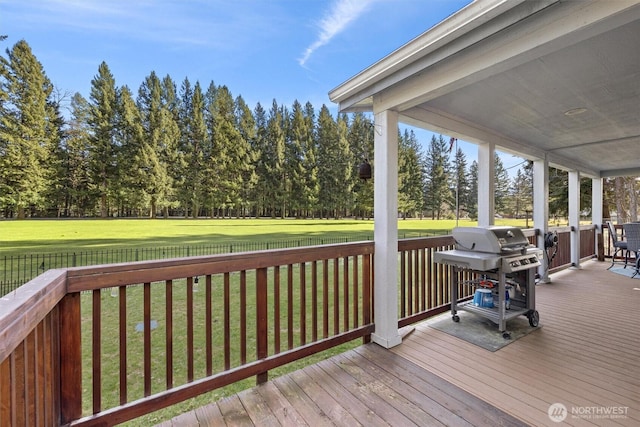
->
[1,231,456,297]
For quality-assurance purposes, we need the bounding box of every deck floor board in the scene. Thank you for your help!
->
[158,260,639,426]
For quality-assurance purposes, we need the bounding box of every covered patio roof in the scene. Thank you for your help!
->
[329,0,640,178]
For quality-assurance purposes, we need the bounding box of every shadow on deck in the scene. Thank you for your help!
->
[159,260,639,426]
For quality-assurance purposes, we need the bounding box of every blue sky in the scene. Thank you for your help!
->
[0,0,525,172]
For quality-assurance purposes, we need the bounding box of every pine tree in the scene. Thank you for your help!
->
[64,93,94,216]
[302,102,319,217]
[511,163,533,220]
[335,113,354,217]
[287,100,310,217]
[252,102,268,217]
[137,72,179,218]
[235,95,258,218]
[181,81,207,217]
[548,167,592,220]
[202,81,220,216]
[398,129,424,218]
[494,153,510,215]
[349,113,373,219]
[423,134,451,219]
[175,78,208,217]
[0,40,55,218]
[87,61,119,218]
[316,106,341,218]
[208,85,251,217]
[452,146,469,220]
[160,74,183,217]
[468,161,479,220]
[43,91,68,217]
[263,100,286,217]
[115,85,146,215]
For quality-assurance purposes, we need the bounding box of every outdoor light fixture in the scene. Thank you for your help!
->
[358,159,372,181]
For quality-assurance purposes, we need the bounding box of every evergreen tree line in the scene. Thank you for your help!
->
[1,39,605,221]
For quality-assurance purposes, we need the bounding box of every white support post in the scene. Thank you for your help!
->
[533,157,550,282]
[568,170,581,268]
[592,178,604,259]
[477,142,495,227]
[371,108,402,349]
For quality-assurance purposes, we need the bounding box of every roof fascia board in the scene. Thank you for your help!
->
[601,168,640,178]
[374,0,639,113]
[328,0,532,109]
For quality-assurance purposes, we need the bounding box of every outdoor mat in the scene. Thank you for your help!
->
[609,266,640,279]
[427,311,541,352]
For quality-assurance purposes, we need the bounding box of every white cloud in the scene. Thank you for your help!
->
[299,0,375,67]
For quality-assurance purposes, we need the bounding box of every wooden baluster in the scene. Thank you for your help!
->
[287,264,293,350]
[119,285,127,404]
[187,277,194,382]
[92,289,101,413]
[400,251,406,318]
[353,256,359,328]
[144,282,151,396]
[343,256,349,331]
[205,275,212,376]
[165,280,173,389]
[14,343,25,426]
[420,248,426,312]
[409,249,415,314]
[223,273,230,370]
[322,259,329,339]
[299,263,306,346]
[0,352,10,426]
[240,271,247,364]
[273,266,280,354]
[414,249,420,314]
[46,310,59,425]
[311,261,318,342]
[35,322,45,427]
[256,267,268,385]
[60,293,81,424]
[333,258,339,335]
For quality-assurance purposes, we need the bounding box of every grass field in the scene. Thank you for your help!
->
[0,217,531,256]
[2,217,531,426]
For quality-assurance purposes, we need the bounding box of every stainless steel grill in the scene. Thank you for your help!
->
[434,226,541,336]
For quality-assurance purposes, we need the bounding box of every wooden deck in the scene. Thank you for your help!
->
[157,260,639,426]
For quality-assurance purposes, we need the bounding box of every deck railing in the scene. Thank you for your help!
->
[0,227,597,426]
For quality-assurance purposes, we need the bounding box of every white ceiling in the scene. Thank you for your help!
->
[329,0,640,178]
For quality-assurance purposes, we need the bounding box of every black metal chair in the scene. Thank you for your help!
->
[607,221,628,269]
[622,223,640,278]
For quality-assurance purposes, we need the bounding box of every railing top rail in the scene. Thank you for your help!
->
[0,268,67,362]
[66,241,374,292]
[397,235,455,250]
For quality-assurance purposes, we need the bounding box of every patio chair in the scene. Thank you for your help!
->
[607,221,628,269]
[622,223,640,278]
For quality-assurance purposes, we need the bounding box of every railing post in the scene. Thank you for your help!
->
[256,267,268,385]
[59,292,82,424]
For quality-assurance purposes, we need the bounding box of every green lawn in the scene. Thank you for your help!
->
[0,217,532,256]
[2,217,532,426]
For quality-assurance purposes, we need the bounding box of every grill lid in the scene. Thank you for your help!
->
[452,226,530,254]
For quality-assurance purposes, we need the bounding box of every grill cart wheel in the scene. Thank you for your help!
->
[527,310,540,327]
[452,315,460,322]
